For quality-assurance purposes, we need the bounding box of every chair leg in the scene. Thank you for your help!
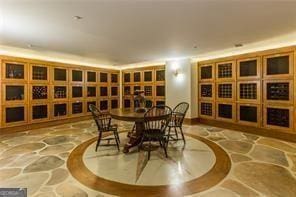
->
[115,131,120,143]
[162,138,168,158]
[96,131,102,151]
[138,136,144,152]
[180,127,186,144]
[148,138,151,160]
[174,127,178,140]
[113,130,120,151]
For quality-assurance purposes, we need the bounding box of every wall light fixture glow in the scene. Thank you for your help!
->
[173,68,179,76]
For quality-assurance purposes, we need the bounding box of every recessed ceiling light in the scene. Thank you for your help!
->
[193,45,198,49]
[234,43,243,47]
[73,16,83,20]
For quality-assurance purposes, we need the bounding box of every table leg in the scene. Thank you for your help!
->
[123,121,144,153]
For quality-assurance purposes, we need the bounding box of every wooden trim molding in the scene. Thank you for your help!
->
[67,133,231,197]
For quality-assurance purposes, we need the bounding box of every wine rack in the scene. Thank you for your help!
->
[54,86,67,99]
[239,83,257,100]
[100,86,108,97]
[111,73,118,83]
[32,86,48,100]
[111,87,118,97]
[156,85,165,97]
[5,85,25,102]
[87,71,96,83]
[200,65,214,81]
[156,70,165,81]
[266,82,290,101]
[238,105,258,126]
[134,72,141,82]
[100,100,108,111]
[31,65,48,81]
[144,86,153,97]
[53,103,67,117]
[100,72,108,83]
[54,68,67,82]
[217,83,233,99]
[87,86,96,97]
[265,106,292,129]
[216,61,234,80]
[124,86,131,96]
[71,86,83,98]
[72,102,83,115]
[124,73,131,83]
[144,71,153,82]
[200,84,213,99]
[111,99,119,109]
[200,102,214,117]
[237,58,260,79]
[4,62,26,80]
[32,105,48,121]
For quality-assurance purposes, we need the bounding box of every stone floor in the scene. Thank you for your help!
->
[0,119,296,197]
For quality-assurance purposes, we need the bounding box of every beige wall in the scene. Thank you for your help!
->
[165,59,198,118]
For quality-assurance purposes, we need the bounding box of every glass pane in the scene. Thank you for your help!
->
[100,73,108,82]
[144,71,152,82]
[267,82,289,100]
[156,86,165,97]
[201,103,212,116]
[218,104,232,119]
[87,71,96,82]
[54,86,67,99]
[111,99,118,109]
[6,63,25,79]
[218,63,232,78]
[72,70,83,82]
[72,102,83,114]
[111,87,118,96]
[156,70,165,81]
[72,86,83,98]
[218,84,232,98]
[111,74,118,83]
[124,73,130,83]
[54,103,67,117]
[134,86,141,93]
[6,86,25,101]
[32,66,47,80]
[124,86,131,95]
[239,60,257,77]
[32,86,48,100]
[144,86,152,96]
[240,106,257,122]
[134,72,141,82]
[124,99,131,108]
[267,108,289,127]
[6,107,25,123]
[267,56,289,75]
[87,87,96,97]
[100,100,108,111]
[33,105,48,119]
[156,100,165,106]
[200,66,212,79]
[201,84,212,97]
[54,68,67,81]
[239,83,257,99]
[100,87,108,97]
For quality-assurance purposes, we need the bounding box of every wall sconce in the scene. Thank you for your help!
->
[173,68,179,76]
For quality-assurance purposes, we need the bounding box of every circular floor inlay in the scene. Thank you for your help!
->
[83,134,215,186]
[67,132,231,196]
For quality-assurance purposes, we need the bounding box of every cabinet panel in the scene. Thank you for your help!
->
[123,72,131,83]
[216,61,235,81]
[86,86,97,98]
[199,64,214,82]
[3,84,27,104]
[86,100,97,114]
[71,86,84,99]
[143,70,153,82]
[199,83,214,101]
[263,80,293,105]
[53,67,68,83]
[86,71,97,83]
[216,102,236,122]
[133,71,142,82]
[111,99,119,109]
[156,69,165,82]
[99,72,108,83]
[52,102,68,119]
[111,86,118,97]
[100,86,108,97]
[99,99,109,111]
[2,61,27,82]
[216,82,235,102]
[3,105,28,127]
[237,57,260,80]
[111,73,119,84]
[53,85,68,101]
[30,85,49,102]
[156,85,165,97]
[30,104,49,122]
[264,105,293,131]
[30,64,49,83]
[71,101,84,116]
[237,104,260,127]
[199,102,215,119]
[237,81,260,103]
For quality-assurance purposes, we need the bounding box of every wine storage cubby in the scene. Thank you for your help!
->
[263,53,293,78]
[144,85,153,97]
[124,72,131,83]
[31,85,48,101]
[111,87,118,97]
[100,86,108,97]
[71,101,84,115]
[111,73,119,84]
[53,86,67,100]
[124,86,131,96]
[134,72,141,82]
[100,72,108,83]
[216,103,235,122]
[31,65,48,82]
[3,61,27,81]
[199,102,215,119]
[199,83,214,100]
[53,103,68,118]
[133,85,141,94]
[71,86,83,98]
[86,71,96,83]
[156,85,165,97]
[111,99,119,109]
[237,57,260,80]
[4,105,27,126]
[31,104,48,122]
[71,70,83,83]
[156,70,165,82]
[124,98,131,108]
[264,106,293,131]
[87,86,96,97]
[144,70,153,82]
[237,81,260,103]
[54,67,67,82]
[216,61,235,81]
[217,82,234,101]
[264,80,293,104]
[100,100,109,111]
[4,84,26,103]
[237,104,260,127]
[199,64,214,82]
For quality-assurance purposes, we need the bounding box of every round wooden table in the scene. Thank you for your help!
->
[109,108,147,153]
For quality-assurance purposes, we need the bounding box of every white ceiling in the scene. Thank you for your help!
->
[1,0,296,66]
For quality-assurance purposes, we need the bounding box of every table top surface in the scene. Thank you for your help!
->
[109,108,146,122]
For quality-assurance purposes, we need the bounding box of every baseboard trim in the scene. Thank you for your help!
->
[184,118,200,125]
[0,116,92,135]
[198,118,296,143]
